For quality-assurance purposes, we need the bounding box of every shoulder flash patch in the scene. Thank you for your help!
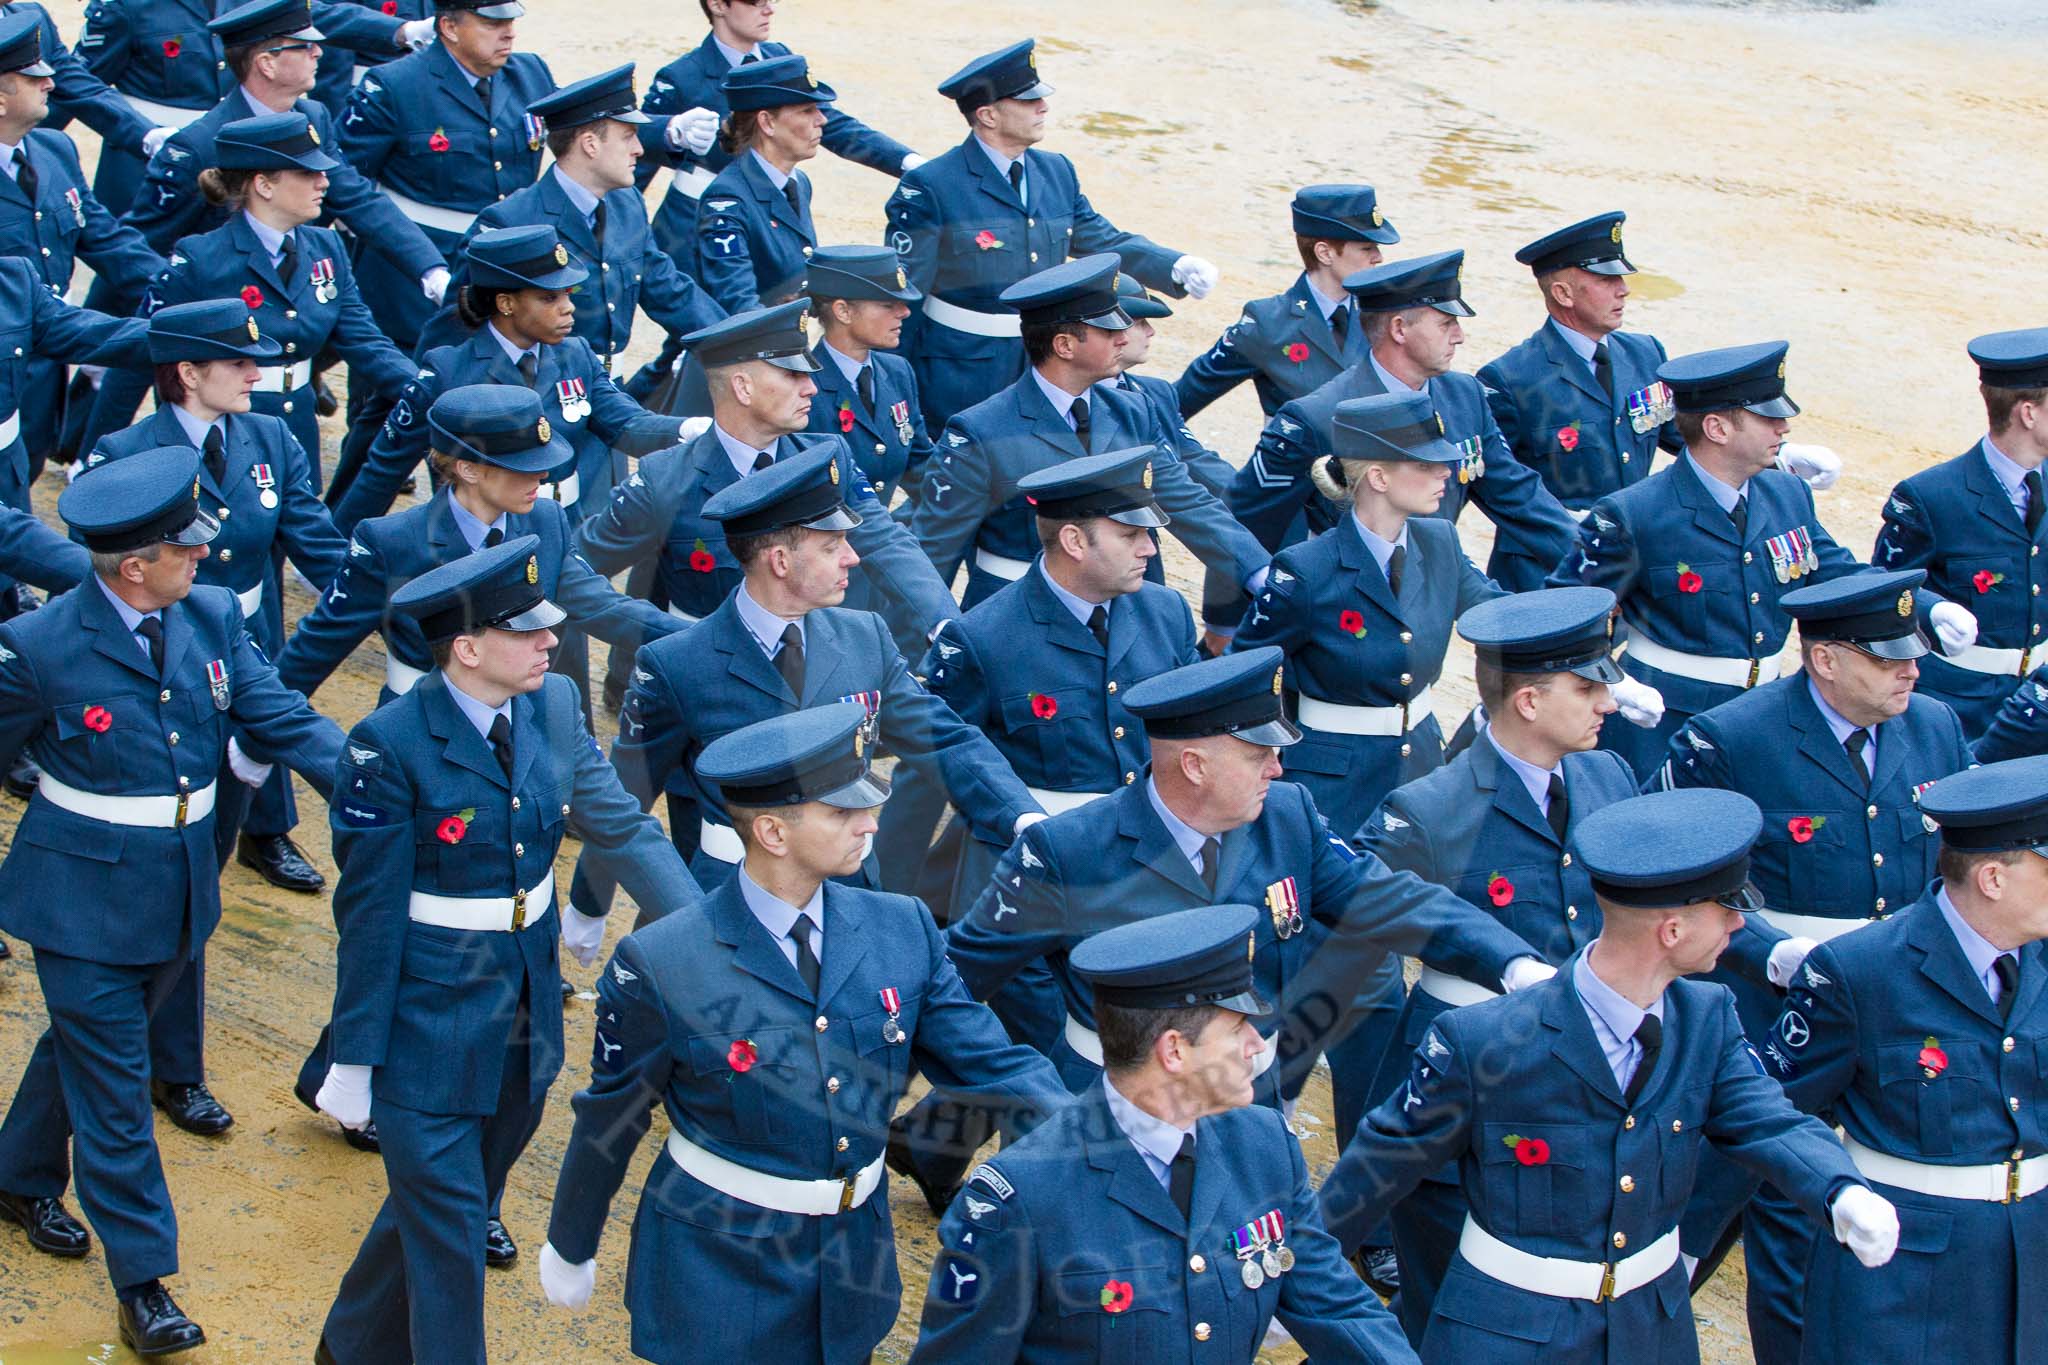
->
[967,1162,1013,1200]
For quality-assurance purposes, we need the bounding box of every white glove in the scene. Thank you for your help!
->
[664,107,720,157]
[141,126,175,158]
[1776,442,1842,490]
[316,1063,374,1131]
[226,736,274,788]
[538,1241,596,1310]
[1767,936,1818,990]
[1014,811,1048,835]
[396,17,435,49]
[676,415,714,443]
[900,152,926,173]
[1501,957,1557,993]
[1930,600,1978,655]
[420,266,452,306]
[1830,1185,1899,1268]
[561,903,606,968]
[1611,677,1666,730]
[1171,254,1219,300]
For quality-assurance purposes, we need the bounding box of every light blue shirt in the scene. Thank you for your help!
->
[711,35,754,69]
[1935,885,2020,1007]
[820,337,868,388]
[1683,451,1748,515]
[1349,509,1409,581]
[167,404,224,451]
[485,321,540,373]
[737,864,825,971]
[1031,367,1085,429]
[1547,317,1601,374]
[94,576,162,662]
[714,422,777,481]
[748,147,791,192]
[1368,351,1426,398]
[1572,948,1665,1092]
[1303,277,1348,325]
[1035,559,1103,629]
[735,582,803,661]
[0,137,23,181]
[550,165,602,225]
[1102,1074,1193,1189]
[241,210,290,269]
[1145,777,1210,872]
[1981,435,2037,520]
[1806,678,1877,779]
[1487,729,1560,818]
[973,134,1024,205]
[440,671,512,741]
[446,494,507,553]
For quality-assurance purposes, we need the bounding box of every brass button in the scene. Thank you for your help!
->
[1753,632,1765,644]
[1399,672,1412,686]
[2011,1097,2022,1111]
[1619,1175,1635,1193]
[1189,1254,1206,1273]
[1875,898,1887,913]
[1612,1231,1627,1250]
[1113,726,1125,739]
[1561,853,1573,867]
[1106,681,1117,693]
[1749,592,1760,604]
[1567,906,1578,920]
[2004,1036,2015,1053]
[219,548,232,562]
[1399,631,1413,644]
[1872,853,1884,867]
[815,1016,829,1032]
[875,444,885,456]
[1624,1115,1635,1129]
[1029,252,1039,262]
[283,401,294,413]
[1867,805,1877,820]
[285,309,298,320]
[1743,552,1754,564]
[285,341,297,354]
[513,842,525,855]
[1399,743,1411,757]
[836,1136,849,1152]
[511,796,521,810]
[802,246,813,256]
[159,690,171,703]
[1193,1323,1211,1342]
[169,732,180,745]
[1027,218,1035,227]
[601,262,610,272]
[826,1077,840,1093]
[1672,1119,1684,1132]
[493,160,503,171]
[1124,772,1136,784]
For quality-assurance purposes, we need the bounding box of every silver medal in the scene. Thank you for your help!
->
[1274,1245,1295,1273]
[1261,1247,1283,1278]
[259,488,280,509]
[1240,1256,1264,1290]
[882,1016,904,1045]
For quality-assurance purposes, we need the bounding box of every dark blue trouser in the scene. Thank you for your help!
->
[0,949,187,1288]
[320,995,542,1364]
[1388,1176,1465,1346]
[1324,954,1407,1253]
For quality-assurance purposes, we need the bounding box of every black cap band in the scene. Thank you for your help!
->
[1142,693,1289,741]
[717,750,873,808]
[1593,854,1752,909]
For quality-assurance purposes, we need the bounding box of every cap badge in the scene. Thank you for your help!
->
[1897,590,1914,618]
[1370,207,1383,227]
[1777,360,1787,380]
[1141,462,1153,490]
[1246,931,1255,963]
[1609,222,1622,244]
[828,459,840,485]
[246,318,260,341]
[896,268,908,289]
[192,475,201,501]
[306,124,321,145]
[535,416,551,444]
[525,555,539,586]
[1272,667,1284,696]
[853,730,865,758]
[805,71,817,90]
[553,243,570,267]
[1434,413,1446,435]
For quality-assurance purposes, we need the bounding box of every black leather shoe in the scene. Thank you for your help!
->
[152,1081,234,1137]
[5,753,38,799]
[117,1280,206,1356]
[314,377,339,418]
[1354,1245,1401,1296]
[237,834,326,893]
[292,1081,381,1153]
[884,1126,960,1219]
[0,1189,90,1257]
[484,1217,517,1268]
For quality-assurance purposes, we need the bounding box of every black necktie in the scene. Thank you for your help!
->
[2026,470,2044,536]
[1167,1133,1196,1221]
[1545,772,1570,842]
[774,623,805,697]
[202,426,227,486]
[1087,604,1109,651]
[1730,494,1749,540]
[590,201,606,249]
[482,526,504,548]
[856,364,876,412]
[739,50,761,65]
[135,616,165,676]
[1624,1013,1662,1106]
[1843,729,1871,788]
[473,74,492,110]
[1994,953,2020,1021]
[1386,544,1406,597]
[278,231,299,284]
[1592,339,1614,398]
[1069,395,1090,448]
[789,916,822,997]
[1007,160,1025,205]
[783,178,802,219]
[752,449,775,473]
[487,712,514,779]
[516,351,538,389]
[12,147,36,202]
[1198,836,1220,894]
[1330,303,1349,347]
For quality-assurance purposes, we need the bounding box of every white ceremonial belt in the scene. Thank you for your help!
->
[1458,1218,1680,1303]
[1944,643,2028,677]
[1845,1135,2048,1204]
[659,164,717,201]
[699,819,745,864]
[974,548,1031,581]
[666,1128,885,1216]
[1298,688,1436,738]
[1624,633,1782,689]
[407,875,553,932]
[666,604,701,624]
[234,580,264,618]
[536,471,580,508]
[922,295,1022,339]
[250,364,306,394]
[1755,908,1879,944]
[379,186,479,235]
[1064,1015,1277,1076]
[123,94,208,128]
[1416,967,1500,1008]
[0,411,19,449]
[37,773,216,828]
[385,657,428,694]
[1025,787,1110,816]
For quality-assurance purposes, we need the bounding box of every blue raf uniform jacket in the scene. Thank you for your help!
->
[278,486,680,702]
[1767,893,2048,1365]
[337,41,556,343]
[149,215,413,462]
[1319,962,1867,1365]
[0,503,88,591]
[0,259,150,511]
[804,343,934,511]
[1234,514,1503,839]
[330,326,684,534]
[1477,322,1679,512]
[327,670,700,1117]
[1174,273,1367,419]
[545,877,1065,1365]
[574,428,957,656]
[605,597,1037,882]
[86,404,347,656]
[450,170,724,376]
[1974,665,2048,765]
[6,0,152,159]
[1228,361,1579,593]
[634,33,911,271]
[885,135,1184,428]
[308,0,423,114]
[694,152,815,315]
[948,778,1541,1100]
[0,579,342,965]
[910,372,1268,610]
[1873,440,2048,737]
[910,1079,1417,1365]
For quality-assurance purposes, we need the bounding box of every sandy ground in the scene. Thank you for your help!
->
[4,0,2042,1358]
